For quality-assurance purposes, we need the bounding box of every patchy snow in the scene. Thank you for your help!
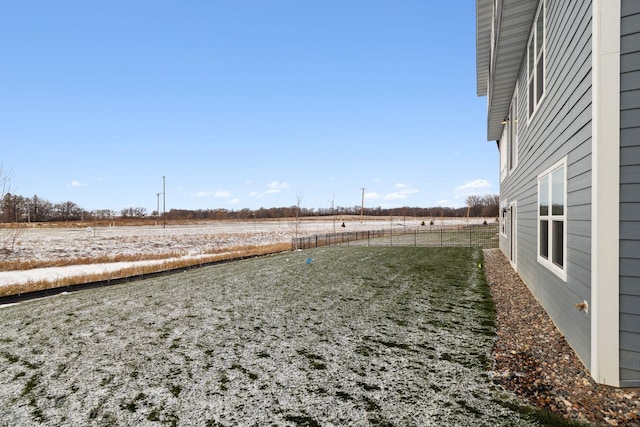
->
[1,218,491,288]
[0,254,219,287]
[0,247,536,425]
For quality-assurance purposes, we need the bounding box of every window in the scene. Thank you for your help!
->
[500,202,507,236]
[528,0,545,118]
[508,89,518,171]
[499,136,507,182]
[500,88,518,181]
[538,159,566,279]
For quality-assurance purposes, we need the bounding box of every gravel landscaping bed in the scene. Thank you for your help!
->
[484,248,640,426]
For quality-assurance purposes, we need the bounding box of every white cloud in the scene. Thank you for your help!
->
[453,179,493,200]
[454,179,491,192]
[70,180,86,188]
[450,179,493,207]
[365,192,382,200]
[229,198,240,204]
[267,181,289,191]
[252,181,290,198]
[382,184,419,202]
[384,192,407,201]
[196,190,232,199]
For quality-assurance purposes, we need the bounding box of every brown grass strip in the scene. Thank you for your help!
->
[0,242,290,298]
[0,252,187,272]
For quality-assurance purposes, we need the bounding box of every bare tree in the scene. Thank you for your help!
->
[0,167,23,259]
[292,191,304,239]
[466,195,483,217]
[481,194,500,217]
[466,194,500,218]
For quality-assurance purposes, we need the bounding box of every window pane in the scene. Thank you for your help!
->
[508,123,513,170]
[539,176,549,215]
[528,39,534,74]
[536,54,544,102]
[552,167,565,215]
[540,220,549,259]
[529,80,534,116]
[552,220,564,267]
[536,11,544,55]
[509,102,516,169]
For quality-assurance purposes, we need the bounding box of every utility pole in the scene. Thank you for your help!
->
[360,187,366,223]
[162,176,166,229]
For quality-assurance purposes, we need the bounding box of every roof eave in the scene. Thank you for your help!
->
[478,0,538,141]
[476,0,492,97]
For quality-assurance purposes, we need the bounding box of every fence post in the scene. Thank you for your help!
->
[469,228,472,247]
[440,229,443,247]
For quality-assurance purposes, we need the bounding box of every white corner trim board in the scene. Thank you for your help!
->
[591,0,621,387]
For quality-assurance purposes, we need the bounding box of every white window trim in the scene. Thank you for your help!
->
[509,85,519,172]
[500,200,508,237]
[509,200,518,268]
[537,157,567,281]
[527,0,546,123]
[499,132,508,183]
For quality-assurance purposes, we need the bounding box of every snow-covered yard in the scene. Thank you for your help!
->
[0,218,491,288]
[0,246,539,426]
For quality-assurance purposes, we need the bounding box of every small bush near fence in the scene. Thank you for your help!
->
[292,225,499,251]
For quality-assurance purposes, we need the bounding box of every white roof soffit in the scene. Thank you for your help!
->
[479,0,538,141]
[476,0,493,96]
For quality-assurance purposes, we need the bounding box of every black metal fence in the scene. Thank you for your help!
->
[292,225,499,251]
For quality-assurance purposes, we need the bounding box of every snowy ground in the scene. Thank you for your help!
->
[0,218,491,288]
[0,247,538,426]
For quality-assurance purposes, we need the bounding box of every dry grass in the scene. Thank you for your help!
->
[0,252,188,271]
[0,242,290,298]
[0,243,295,272]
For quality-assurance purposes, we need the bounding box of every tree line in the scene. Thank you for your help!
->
[0,192,499,223]
[0,193,139,223]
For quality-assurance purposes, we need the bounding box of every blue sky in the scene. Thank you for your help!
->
[1,1,497,213]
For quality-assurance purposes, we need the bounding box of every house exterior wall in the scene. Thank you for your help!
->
[620,0,640,387]
[498,0,594,367]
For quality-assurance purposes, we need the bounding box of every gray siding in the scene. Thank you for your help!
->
[499,0,593,367]
[620,0,640,387]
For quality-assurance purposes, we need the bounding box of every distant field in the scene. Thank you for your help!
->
[0,246,549,426]
[1,217,494,264]
[0,217,496,296]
